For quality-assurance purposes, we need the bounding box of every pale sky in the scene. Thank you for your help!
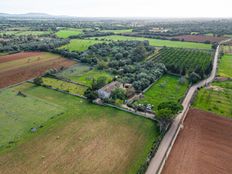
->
[0,0,232,18]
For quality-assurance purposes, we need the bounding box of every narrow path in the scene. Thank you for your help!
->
[145,39,231,174]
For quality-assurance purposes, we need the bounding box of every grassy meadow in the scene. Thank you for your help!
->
[193,82,232,118]
[56,28,83,38]
[0,83,64,150]
[218,54,232,78]
[0,83,160,174]
[136,75,189,112]
[60,39,106,51]
[56,66,113,87]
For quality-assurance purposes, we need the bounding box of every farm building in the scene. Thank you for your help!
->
[97,81,123,99]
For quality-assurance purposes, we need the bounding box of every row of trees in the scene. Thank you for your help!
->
[0,35,69,53]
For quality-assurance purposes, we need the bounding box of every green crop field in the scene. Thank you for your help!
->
[151,47,213,78]
[101,29,133,34]
[92,35,212,49]
[136,75,189,112]
[218,54,232,78]
[0,83,64,150]
[0,83,160,174]
[60,39,106,51]
[56,28,83,38]
[41,77,88,95]
[193,81,232,118]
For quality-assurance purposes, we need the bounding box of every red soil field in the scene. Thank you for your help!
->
[0,52,76,88]
[0,52,41,63]
[169,35,228,43]
[162,109,232,174]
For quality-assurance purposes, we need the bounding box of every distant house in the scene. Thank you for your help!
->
[97,81,123,99]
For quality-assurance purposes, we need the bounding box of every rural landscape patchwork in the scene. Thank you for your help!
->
[0,3,232,174]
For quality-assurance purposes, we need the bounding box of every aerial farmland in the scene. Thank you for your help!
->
[0,6,232,174]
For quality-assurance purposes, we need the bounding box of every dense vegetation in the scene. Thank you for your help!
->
[79,41,166,91]
[0,35,69,53]
[151,47,213,80]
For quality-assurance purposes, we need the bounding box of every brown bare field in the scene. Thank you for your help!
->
[0,52,76,88]
[162,109,232,174]
[0,52,41,63]
[169,35,228,43]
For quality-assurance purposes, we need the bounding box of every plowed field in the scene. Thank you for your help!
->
[162,109,232,174]
[0,52,76,88]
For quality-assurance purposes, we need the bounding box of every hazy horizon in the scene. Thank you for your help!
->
[0,0,232,18]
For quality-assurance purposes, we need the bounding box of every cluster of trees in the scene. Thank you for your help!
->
[153,47,212,83]
[0,36,69,53]
[156,101,183,126]
[79,41,166,91]
[132,19,232,37]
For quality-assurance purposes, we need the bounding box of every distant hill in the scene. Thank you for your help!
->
[0,12,66,18]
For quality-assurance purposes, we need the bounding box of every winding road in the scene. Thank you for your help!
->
[145,39,231,174]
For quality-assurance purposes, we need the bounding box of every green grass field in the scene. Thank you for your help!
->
[101,29,133,34]
[56,28,83,38]
[41,77,88,95]
[136,75,189,112]
[193,82,232,118]
[218,54,232,78]
[92,35,212,49]
[0,83,64,150]
[60,39,106,51]
[0,83,159,174]
[71,69,113,87]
